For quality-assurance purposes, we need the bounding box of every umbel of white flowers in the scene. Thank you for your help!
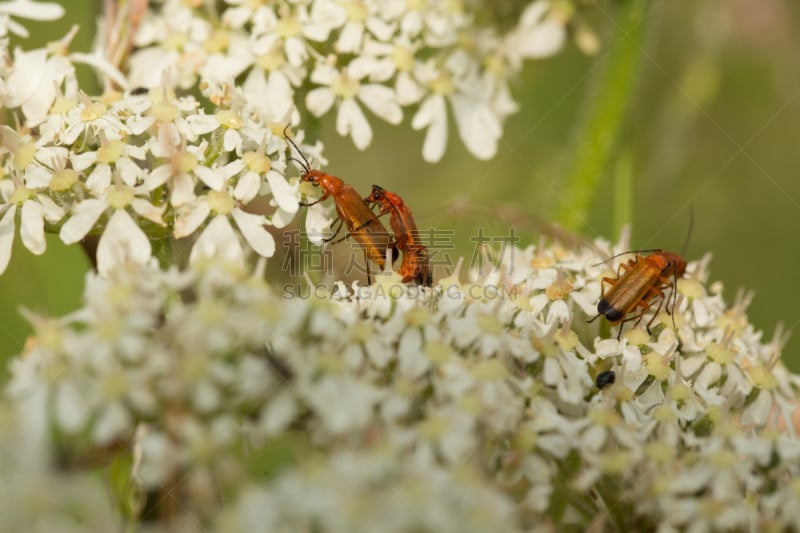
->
[0,0,574,276]
[6,236,800,531]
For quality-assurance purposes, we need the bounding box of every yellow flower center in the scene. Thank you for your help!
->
[669,383,691,401]
[150,102,181,122]
[172,150,198,174]
[163,32,187,51]
[204,29,230,53]
[276,16,300,38]
[97,139,126,164]
[207,189,234,214]
[343,1,367,22]
[216,109,243,129]
[430,72,454,95]
[51,95,76,114]
[9,186,34,204]
[14,140,36,171]
[425,341,452,364]
[50,169,79,191]
[256,50,285,71]
[748,365,778,390]
[477,314,503,335]
[242,151,270,173]
[107,184,134,209]
[80,101,108,122]
[391,45,415,72]
[404,307,430,327]
[706,342,734,364]
[554,329,578,351]
[644,353,670,380]
[331,73,361,99]
[471,359,506,380]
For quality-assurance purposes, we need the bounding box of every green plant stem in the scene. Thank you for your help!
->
[554,0,650,231]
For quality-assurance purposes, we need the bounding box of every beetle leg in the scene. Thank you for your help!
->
[645,292,667,334]
[322,218,346,244]
[599,276,617,299]
[614,310,649,340]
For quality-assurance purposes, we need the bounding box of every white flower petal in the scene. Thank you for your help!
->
[5,48,45,107]
[56,382,89,433]
[185,113,220,136]
[70,51,128,89]
[232,208,275,257]
[189,214,243,266]
[117,157,143,186]
[336,98,371,150]
[199,53,251,84]
[452,94,501,160]
[131,198,165,226]
[412,94,447,163]
[173,201,211,238]
[96,209,152,277]
[513,3,566,59]
[35,193,64,222]
[306,87,337,117]
[266,170,299,214]
[60,198,107,244]
[86,163,112,195]
[242,69,294,121]
[0,0,65,20]
[396,71,425,106]
[128,114,155,135]
[284,36,308,67]
[24,163,51,188]
[358,84,402,124]
[337,20,364,53]
[34,145,68,170]
[233,170,260,203]
[309,63,338,85]
[223,129,241,153]
[70,150,97,172]
[365,15,395,42]
[304,202,333,245]
[195,165,224,191]
[92,403,131,445]
[144,164,172,191]
[0,205,17,275]
[171,173,196,206]
[19,200,46,254]
[270,206,296,229]
[127,48,179,89]
[23,55,74,125]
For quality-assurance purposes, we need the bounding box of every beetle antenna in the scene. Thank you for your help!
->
[288,157,309,172]
[282,124,312,172]
[592,248,663,267]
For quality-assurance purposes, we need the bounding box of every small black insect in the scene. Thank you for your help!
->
[595,370,616,389]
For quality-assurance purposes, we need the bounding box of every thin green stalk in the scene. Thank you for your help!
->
[554,0,650,230]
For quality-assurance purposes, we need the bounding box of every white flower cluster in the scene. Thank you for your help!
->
[129,0,568,161]
[0,40,309,275]
[0,404,120,533]
[7,237,800,530]
[217,449,518,533]
[0,0,571,278]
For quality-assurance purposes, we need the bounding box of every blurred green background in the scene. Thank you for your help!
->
[2,0,800,371]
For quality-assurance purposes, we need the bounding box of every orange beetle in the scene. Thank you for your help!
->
[365,185,432,287]
[589,250,687,339]
[285,132,395,278]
